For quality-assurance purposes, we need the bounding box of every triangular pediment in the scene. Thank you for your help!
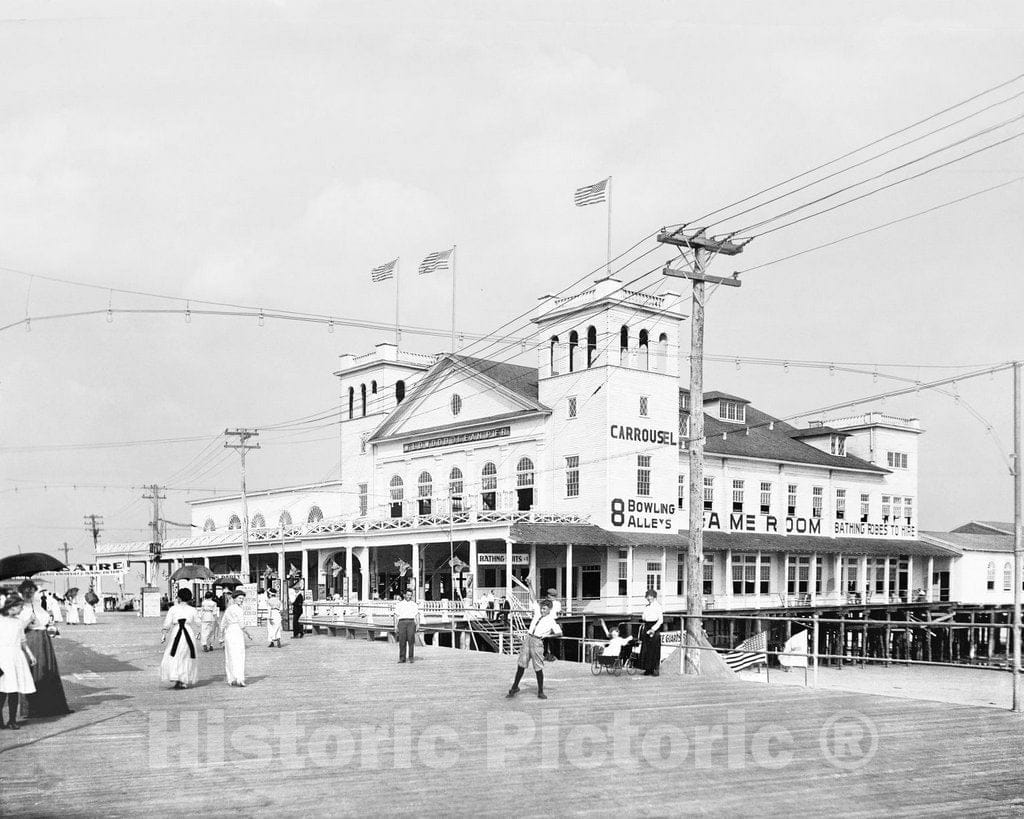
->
[368,355,549,442]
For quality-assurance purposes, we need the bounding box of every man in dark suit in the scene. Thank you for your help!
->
[291,584,304,638]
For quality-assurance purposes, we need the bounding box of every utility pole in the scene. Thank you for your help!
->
[1013,361,1021,712]
[142,485,166,586]
[660,226,748,675]
[60,541,71,594]
[83,514,104,553]
[225,429,260,581]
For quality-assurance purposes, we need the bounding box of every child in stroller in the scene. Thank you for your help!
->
[591,623,637,676]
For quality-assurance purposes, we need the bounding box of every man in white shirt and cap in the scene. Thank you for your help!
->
[394,590,420,664]
[543,588,561,661]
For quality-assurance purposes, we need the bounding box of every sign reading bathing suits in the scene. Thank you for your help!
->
[476,553,530,565]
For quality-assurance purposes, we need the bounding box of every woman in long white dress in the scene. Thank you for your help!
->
[49,595,63,625]
[160,588,201,689]
[0,592,37,729]
[199,592,219,652]
[219,591,252,686]
[266,593,282,648]
[65,593,80,625]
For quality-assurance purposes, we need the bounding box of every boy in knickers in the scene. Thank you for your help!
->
[505,599,562,700]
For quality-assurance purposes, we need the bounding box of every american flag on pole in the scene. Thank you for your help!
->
[418,248,453,275]
[574,178,609,206]
[370,258,398,282]
[723,631,768,671]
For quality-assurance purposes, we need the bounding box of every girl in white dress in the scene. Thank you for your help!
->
[219,591,252,686]
[160,588,201,689]
[65,594,80,625]
[0,592,37,729]
[199,592,219,652]
[49,595,63,625]
[82,592,98,625]
[266,593,283,648]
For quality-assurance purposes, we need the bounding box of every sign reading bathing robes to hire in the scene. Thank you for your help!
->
[606,421,682,534]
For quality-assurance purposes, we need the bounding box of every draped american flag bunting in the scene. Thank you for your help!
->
[418,248,453,275]
[723,631,768,671]
[574,178,609,206]
[370,258,398,282]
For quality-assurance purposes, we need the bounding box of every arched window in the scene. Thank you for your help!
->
[449,467,464,513]
[203,518,216,532]
[481,462,497,511]
[568,331,579,372]
[417,471,433,515]
[389,475,404,518]
[361,384,367,417]
[620,325,629,365]
[348,387,354,420]
[586,326,597,367]
[986,561,996,590]
[307,506,323,524]
[1004,562,1012,592]
[638,329,650,370]
[396,380,406,403]
[658,333,669,372]
[251,513,265,529]
[516,456,534,511]
[549,335,560,375]
[279,511,292,528]
[228,514,241,530]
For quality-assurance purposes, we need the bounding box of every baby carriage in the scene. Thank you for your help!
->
[591,630,639,677]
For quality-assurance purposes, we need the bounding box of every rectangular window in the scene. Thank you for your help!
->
[639,395,649,417]
[830,435,846,456]
[567,396,577,419]
[892,496,903,523]
[815,557,823,595]
[703,557,714,595]
[787,484,797,516]
[359,433,368,454]
[860,493,870,523]
[835,488,846,520]
[904,497,913,525]
[703,477,714,511]
[812,486,823,518]
[887,451,909,469]
[680,412,691,449]
[358,483,368,517]
[677,559,686,596]
[646,561,662,592]
[732,479,744,513]
[637,455,651,497]
[618,549,628,596]
[565,455,580,498]
[732,554,770,595]
[678,473,686,511]
[844,557,859,594]
[882,495,891,523]
[760,481,772,514]
[787,556,811,595]
[719,399,745,422]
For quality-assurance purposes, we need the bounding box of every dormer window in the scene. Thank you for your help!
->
[830,435,846,456]
[719,399,745,422]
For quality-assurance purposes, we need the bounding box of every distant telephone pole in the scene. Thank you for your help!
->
[83,514,104,553]
[660,226,749,676]
[60,541,71,566]
[142,485,166,586]
[225,428,260,581]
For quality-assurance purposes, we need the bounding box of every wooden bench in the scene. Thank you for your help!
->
[300,616,397,642]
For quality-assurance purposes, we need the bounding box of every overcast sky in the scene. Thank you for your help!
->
[2,1,1023,563]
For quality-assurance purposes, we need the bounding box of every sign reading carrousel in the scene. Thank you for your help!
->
[607,420,682,533]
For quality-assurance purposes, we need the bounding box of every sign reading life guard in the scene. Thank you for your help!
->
[607,422,682,532]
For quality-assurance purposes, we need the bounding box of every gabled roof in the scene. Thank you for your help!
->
[950,521,1013,535]
[698,401,887,473]
[703,391,749,404]
[789,426,849,439]
[921,531,1013,554]
[368,354,547,443]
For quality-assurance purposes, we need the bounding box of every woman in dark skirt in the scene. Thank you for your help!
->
[638,588,665,677]
[17,580,73,717]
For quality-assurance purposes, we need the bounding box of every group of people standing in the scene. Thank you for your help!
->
[0,580,75,729]
[159,584,305,689]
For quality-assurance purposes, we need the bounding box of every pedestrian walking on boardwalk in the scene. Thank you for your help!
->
[65,592,80,626]
[220,590,252,686]
[199,592,219,652]
[394,589,419,663]
[506,598,562,700]
[639,589,664,677]
[17,580,73,718]
[160,588,201,690]
[290,585,305,639]
[267,592,283,648]
[0,592,37,730]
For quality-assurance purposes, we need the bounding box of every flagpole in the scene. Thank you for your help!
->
[451,245,457,353]
[606,176,612,278]
[395,257,401,347]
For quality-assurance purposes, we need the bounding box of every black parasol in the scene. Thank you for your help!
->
[0,552,67,581]
[169,564,216,582]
